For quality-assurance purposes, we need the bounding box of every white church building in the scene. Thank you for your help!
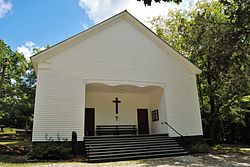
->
[31,10,203,161]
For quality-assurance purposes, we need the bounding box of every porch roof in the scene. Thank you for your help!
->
[86,83,163,94]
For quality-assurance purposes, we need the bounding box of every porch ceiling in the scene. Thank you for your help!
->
[86,83,162,94]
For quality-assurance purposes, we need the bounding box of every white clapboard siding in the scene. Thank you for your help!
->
[32,17,202,141]
[165,77,202,137]
[32,68,84,141]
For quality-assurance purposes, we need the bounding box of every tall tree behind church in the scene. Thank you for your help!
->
[150,0,250,144]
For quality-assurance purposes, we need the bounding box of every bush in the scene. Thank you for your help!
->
[71,131,77,157]
[188,142,210,154]
[29,141,72,160]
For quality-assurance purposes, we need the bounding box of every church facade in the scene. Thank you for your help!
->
[31,11,203,143]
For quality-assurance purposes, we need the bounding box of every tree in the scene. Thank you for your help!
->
[150,0,250,144]
[0,58,10,97]
[137,0,182,6]
[0,40,36,129]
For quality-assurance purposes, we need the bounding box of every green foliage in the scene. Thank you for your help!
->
[0,140,31,148]
[189,142,209,153]
[30,133,71,160]
[212,144,250,154]
[137,0,182,6]
[150,0,250,144]
[30,142,72,160]
[0,40,36,129]
[0,128,23,134]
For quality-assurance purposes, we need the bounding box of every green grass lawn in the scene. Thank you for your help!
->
[211,144,250,154]
[0,128,24,135]
[0,140,31,148]
[0,155,85,167]
[0,155,95,167]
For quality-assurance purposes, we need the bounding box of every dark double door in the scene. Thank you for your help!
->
[85,108,149,136]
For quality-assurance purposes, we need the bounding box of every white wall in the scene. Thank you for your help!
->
[33,19,203,141]
[45,20,190,82]
[85,91,150,129]
[165,74,203,137]
[32,67,85,141]
[149,88,168,134]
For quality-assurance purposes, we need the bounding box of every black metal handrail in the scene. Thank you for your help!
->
[161,121,190,148]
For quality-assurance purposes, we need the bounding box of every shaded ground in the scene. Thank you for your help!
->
[1,130,249,167]
[0,153,249,167]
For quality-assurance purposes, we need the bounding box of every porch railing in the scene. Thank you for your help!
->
[161,121,190,148]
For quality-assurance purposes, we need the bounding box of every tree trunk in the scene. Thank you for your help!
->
[209,94,216,145]
[0,65,7,97]
[207,58,217,145]
[197,76,204,113]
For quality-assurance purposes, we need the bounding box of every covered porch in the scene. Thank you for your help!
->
[84,82,168,136]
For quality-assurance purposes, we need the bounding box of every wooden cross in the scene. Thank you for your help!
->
[113,97,121,114]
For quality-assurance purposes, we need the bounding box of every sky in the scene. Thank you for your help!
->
[0,0,196,59]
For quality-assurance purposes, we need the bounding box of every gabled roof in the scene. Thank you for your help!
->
[31,10,201,74]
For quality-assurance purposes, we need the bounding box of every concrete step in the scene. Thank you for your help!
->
[85,140,177,146]
[87,151,188,162]
[84,134,188,162]
[87,143,180,150]
[88,146,185,155]
[86,141,178,148]
[85,137,174,143]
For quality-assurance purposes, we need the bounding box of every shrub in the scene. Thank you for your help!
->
[30,141,72,160]
[30,133,72,160]
[188,142,210,154]
[71,131,77,157]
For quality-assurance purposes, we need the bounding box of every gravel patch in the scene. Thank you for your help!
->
[33,153,250,167]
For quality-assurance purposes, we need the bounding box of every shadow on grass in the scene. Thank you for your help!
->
[0,155,86,167]
[212,144,250,154]
[134,153,250,167]
[0,140,32,148]
[0,155,28,164]
[135,157,190,167]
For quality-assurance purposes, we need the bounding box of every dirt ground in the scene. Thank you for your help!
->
[32,153,250,167]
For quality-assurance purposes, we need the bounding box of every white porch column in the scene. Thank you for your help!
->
[162,86,169,134]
